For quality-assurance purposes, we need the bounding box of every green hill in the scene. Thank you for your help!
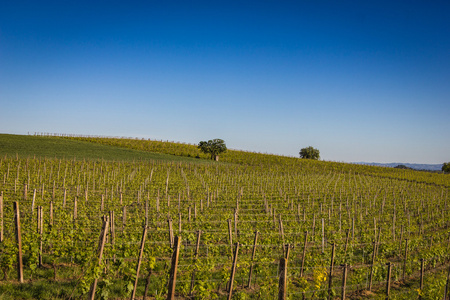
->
[1,133,448,187]
[0,134,201,163]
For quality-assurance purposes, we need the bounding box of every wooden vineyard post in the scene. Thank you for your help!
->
[145,194,149,226]
[14,202,24,283]
[444,265,450,300]
[190,230,202,296]
[234,210,238,238]
[89,216,109,300]
[122,206,126,232]
[110,211,115,245]
[300,231,308,277]
[279,215,285,247]
[194,230,201,259]
[228,219,233,251]
[352,217,355,241]
[39,206,44,267]
[0,191,3,242]
[194,203,197,220]
[419,259,424,300]
[23,183,27,200]
[402,239,408,281]
[344,229,350,252]
[227,243,239,300]
[392,214,396,241]
[376,226,382,257]
[385,262,392,300]
[36,205,41,233]
[31,189,36,219]
[328,242,335,300]
[321,218,325,253]
[157,196,160,213]
[73,197,77,221]
[168,218,174,248]
[49,201,53,227]
[341,264,348,300]
[63,188,66,208]
[278,256,288,300]
[368,240,376,291]
[247,231,259,288]
[130,226,147,300]
[312,214,315,239]
[167,236,181,300]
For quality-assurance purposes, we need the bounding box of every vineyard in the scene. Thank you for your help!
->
[0,134,449,299]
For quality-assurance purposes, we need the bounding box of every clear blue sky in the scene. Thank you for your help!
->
[1,0,449,164]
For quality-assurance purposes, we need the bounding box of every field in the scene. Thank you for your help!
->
[0,134,449,299]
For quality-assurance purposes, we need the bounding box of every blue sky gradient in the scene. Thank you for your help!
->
[1,0,449,163]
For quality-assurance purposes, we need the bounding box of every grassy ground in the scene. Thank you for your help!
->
[0,134,204,163]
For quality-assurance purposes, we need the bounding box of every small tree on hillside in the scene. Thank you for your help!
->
[198,139,227,161]
[299,146,320,160]
[442,162,450,173]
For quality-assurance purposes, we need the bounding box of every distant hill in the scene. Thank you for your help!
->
[354,162,443,171]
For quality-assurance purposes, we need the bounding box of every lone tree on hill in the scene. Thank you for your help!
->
[299,146,320,160]
[198,139,227,161]
[443,162,450,173]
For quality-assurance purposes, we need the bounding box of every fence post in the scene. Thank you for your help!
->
[227,243,240,300]
[386,262,392,300]
[14,202,24,283]
[402,239,408,281]
[344,229,350,252]
[300,231,308,277]
[419,258,424,300]
[278,257,288,300]
[39,206,43,267]
[234,210,238,238]
[228,219,233,251]
[110,211,115,245]
[122,206,127,232]
[167,236,181,300]
[49,201,53,227]
[88,216,109,300]
[190,230,202,295]
[321,218,325,253]
[444,265,450,300]
[247,231,259,288]
[369,240,376,291]
[30,189,36,220]
[341,264,348,300]
[279,215,285,247]
[130,226,147,300]
[168,218,174,248]
[328,242,335,300]
[73,197,77,221]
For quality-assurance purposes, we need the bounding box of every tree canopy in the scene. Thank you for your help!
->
[443,162,450,173]
[198,139,227,161]
[299,146,320,160]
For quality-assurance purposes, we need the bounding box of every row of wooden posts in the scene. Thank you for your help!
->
[6,199,450,299]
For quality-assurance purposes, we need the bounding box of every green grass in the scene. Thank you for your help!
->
[0,134,205,163]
